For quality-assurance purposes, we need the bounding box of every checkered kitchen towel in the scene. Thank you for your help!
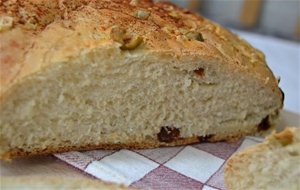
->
[55,136,263,190]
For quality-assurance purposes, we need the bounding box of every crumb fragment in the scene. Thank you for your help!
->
[0,16,14,32]
[134,10,150,19]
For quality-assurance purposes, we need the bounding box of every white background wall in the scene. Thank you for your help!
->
[168,0,300,41]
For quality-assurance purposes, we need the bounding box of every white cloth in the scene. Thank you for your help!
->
[55,137,261,190]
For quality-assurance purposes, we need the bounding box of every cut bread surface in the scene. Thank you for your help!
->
[0,0,282,159]
[0,48,280,159]
[225,127,300,190]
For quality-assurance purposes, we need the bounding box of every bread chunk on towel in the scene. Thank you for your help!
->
[0,0,283,159]
[225,127,300,190]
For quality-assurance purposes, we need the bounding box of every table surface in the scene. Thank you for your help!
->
[1,31,300,181]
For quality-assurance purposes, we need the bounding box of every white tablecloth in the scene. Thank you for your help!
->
[235,30,300,114]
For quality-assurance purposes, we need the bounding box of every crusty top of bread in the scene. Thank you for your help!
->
[0,0,279,96]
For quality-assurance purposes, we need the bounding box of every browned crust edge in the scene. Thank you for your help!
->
[1,124,272,161]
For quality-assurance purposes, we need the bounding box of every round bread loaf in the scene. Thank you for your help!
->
[0,0,283,159]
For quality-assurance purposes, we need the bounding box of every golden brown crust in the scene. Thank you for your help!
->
[1,125,267,160]
[273,127,294,144]
[0,0,281,100]
[1,136,200,160]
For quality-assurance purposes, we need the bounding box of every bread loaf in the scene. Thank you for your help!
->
[0,0,283,159]
[225,127,300,190]
[1,176,133,190]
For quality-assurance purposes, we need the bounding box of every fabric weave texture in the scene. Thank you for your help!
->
[55,137,262,190]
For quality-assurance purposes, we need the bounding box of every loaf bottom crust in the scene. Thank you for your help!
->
[1,124,273,161]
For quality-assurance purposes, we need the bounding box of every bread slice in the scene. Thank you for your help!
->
[0,0,283,160]
[1,176,133,190]
[225,127,300,190]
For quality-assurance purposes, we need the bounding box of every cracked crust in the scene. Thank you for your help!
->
[0,0,281,97]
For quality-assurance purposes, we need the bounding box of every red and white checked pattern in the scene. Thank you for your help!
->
[55,137,262,190]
